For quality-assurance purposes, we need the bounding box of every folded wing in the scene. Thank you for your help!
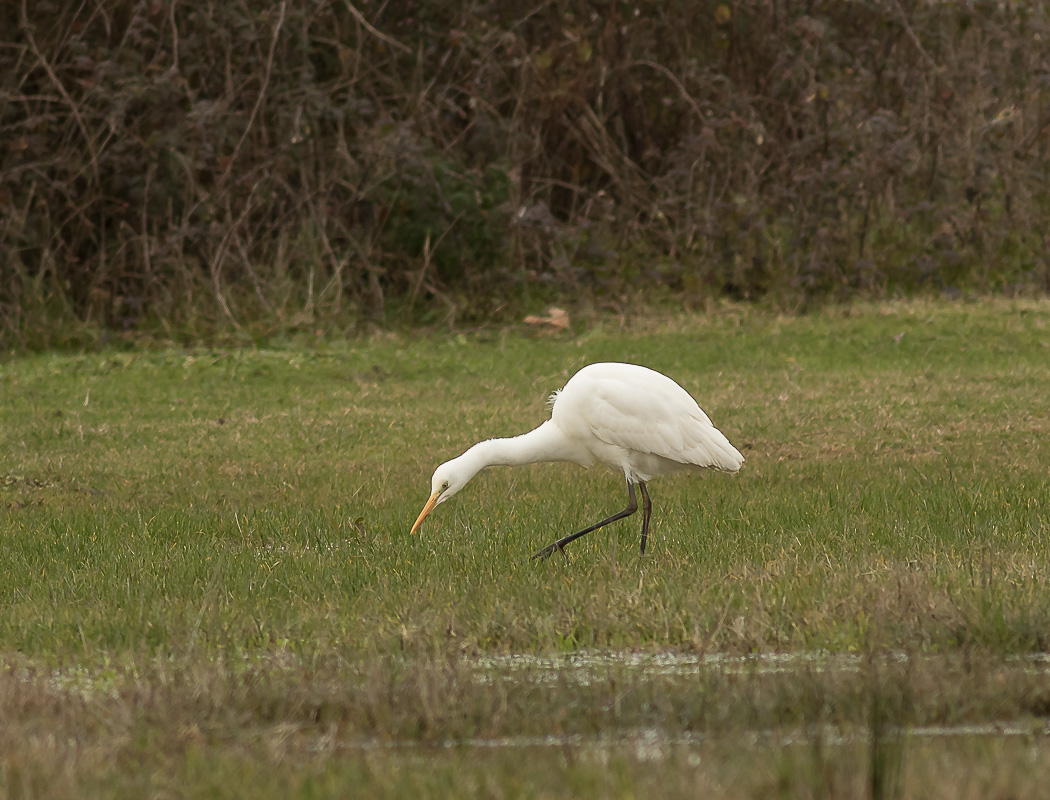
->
[582,369,744,472]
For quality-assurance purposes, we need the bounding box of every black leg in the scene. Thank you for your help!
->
[638,481,652,554]
[531,481,638,561]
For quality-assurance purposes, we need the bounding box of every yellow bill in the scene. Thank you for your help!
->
[410,488,442,535]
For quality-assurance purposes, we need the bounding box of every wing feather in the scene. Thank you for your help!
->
[564,364,743,472]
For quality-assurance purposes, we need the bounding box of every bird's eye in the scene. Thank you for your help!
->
[441,481,449,490]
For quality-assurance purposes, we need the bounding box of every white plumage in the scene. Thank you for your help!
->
[410,362,743,558]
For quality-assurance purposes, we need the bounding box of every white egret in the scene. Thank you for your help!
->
[410,362,744,559]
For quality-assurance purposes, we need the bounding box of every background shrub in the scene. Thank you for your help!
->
[2,0,1049,346]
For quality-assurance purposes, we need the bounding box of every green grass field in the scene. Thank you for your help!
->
[3,299,1050,798]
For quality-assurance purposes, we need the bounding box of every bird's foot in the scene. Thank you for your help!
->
[530,541,564,561]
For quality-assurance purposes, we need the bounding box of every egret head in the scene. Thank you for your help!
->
[409,457,474,534]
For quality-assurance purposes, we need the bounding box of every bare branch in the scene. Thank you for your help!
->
[19,0,101,184]
[341,0,411,54]
[892,0,938,70]
[219,1,287,187]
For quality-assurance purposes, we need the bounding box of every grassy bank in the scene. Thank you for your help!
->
[2,299,1050,796]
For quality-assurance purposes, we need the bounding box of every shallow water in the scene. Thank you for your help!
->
[11,649,1050,758]
[332,720,1050,756]
[475,649,900,686]
[474,649,1050,684]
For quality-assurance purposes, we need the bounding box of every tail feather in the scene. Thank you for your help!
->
[688,422,744,472]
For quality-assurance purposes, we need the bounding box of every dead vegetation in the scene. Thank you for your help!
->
[2,647,1050,796]
[2,2,1050,347]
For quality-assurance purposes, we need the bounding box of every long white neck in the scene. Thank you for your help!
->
[446,420,582,485]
